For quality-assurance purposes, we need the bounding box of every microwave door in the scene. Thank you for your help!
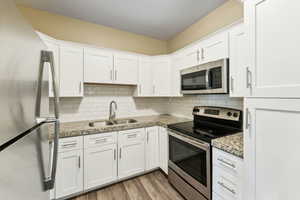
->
[181,70,208,91]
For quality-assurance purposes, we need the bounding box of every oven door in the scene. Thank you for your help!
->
[168,131,211,199]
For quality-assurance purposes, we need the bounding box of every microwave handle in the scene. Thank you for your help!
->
[206,69,211,89]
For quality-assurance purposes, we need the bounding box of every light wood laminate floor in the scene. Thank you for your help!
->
[70,171,184,200]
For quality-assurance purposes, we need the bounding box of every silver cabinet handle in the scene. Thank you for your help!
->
[78,156,81,169]
[201,48,204,60]
[147,132,149,143]
[230,76,234,92]
[217,158,236,169]
[110,70,113,81]
[246,108,251,130]
[61,143,77,148]
[119,148,122,159]
[197,49,200,62]
[217,181,236,195]
[128,134,137,139]
[115,70,117,81]
[114,149,116,160]
[95,138,107,144]
[246,67,252,88]
[38,50,60,191]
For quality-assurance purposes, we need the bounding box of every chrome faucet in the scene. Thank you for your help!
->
[109,101,117,122]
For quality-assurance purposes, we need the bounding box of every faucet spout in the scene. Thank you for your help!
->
[109,101,117,121]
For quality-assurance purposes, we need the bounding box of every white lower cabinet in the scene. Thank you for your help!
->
[159,127,168,174]
[55,149,84,199]
[145,127,159,171]
[83,132,118,190]
[118,128,146,179]
[213,148,243,200]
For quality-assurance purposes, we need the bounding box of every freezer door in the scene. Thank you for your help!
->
[0,1,59,200]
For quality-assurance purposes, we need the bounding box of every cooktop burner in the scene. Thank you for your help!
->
[168,106,243,143]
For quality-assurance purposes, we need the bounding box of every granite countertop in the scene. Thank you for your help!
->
[49,114,190,139]
[212,133,244,158]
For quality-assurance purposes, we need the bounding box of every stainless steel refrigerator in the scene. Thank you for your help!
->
[0,0,60,199]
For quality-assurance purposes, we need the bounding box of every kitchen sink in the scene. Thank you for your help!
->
[88,119,138,127]
[112,119,138,125]
[89,120,114,127]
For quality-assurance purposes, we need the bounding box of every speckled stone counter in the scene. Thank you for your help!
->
[49,115,190,139]
[212,133,244,158]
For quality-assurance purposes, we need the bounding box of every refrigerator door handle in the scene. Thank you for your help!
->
[37,50,60,191]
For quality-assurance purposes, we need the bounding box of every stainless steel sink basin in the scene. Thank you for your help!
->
[112,119,138,125]
[88,119,138,127]
[89,120,114,127]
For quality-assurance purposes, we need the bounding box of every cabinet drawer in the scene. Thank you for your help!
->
[84,132,117,148]
[213,148,242,176]
[213,166,239,200]
[58,136,83,152]
[118,128,145,144]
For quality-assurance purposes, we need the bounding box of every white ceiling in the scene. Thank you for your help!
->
[16,0,227,40]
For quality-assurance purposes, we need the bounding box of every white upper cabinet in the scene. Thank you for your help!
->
[244,99,300,200]
[113,53,138,85]
[59,45,84,97]
[229,24,248,97]
[200,31,229,64]
[137,56,154,96]
[145,127,159,171]
[182,45,200,68]
[170,54,184,97]
[152,56,171,96]
[84,48,114,84]
[44,40,60,97]
[245,0,300,98]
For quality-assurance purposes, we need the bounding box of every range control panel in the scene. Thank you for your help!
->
[193,106,241,121]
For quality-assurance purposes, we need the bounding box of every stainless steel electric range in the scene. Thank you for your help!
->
[167,106,243,200]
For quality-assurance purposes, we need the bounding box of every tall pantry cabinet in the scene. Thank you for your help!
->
[243,1,300,200]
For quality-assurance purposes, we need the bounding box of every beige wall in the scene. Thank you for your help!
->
[167,0,243,53]
[17,5,168,55]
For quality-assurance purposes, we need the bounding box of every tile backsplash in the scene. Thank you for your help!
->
[51,85,243,122]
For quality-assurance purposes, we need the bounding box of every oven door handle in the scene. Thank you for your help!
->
[168,129,210,150]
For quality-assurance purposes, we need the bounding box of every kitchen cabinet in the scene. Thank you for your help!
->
[137,56,154,96]
[118,128,145,179]
[213,148,243,200]
[59,45,84,97]
[182,45,200,68]
[229,24,247,97]
[200,31,229,64]
[114,53,138,85]
[152,56,171,96]
[244,99,300,200]
[159,127,168,174]
[170,54,184,97]
[84,48,114,84]
[245,0,300,98]
[44,40,60,97]
[55,137,84,199]
[83,132,118,190]
[145,127,159,171]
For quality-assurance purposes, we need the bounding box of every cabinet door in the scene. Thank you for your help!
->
[84,48,113,84]
[45,40,60,97]
[55,150,83,199]
[59,46,84,97]
[118,129,145,179]
[170,54,184,97]
[200,32,229,64]
[245,0,300,98]
[229,24,248,97]
[153,57,171,96]
[159,127,168,174]
[244,99,300,200]
[145,127,159,170]
[84,144,117,190]
[137,57,154,96]
[182,46,200,68]
[114,53,138,85]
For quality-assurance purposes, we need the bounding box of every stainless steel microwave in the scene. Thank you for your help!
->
[180,59,228,94]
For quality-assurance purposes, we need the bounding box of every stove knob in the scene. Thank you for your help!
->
[227,112,232,117]
[233,113,239,118]
[193,108,200,113]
